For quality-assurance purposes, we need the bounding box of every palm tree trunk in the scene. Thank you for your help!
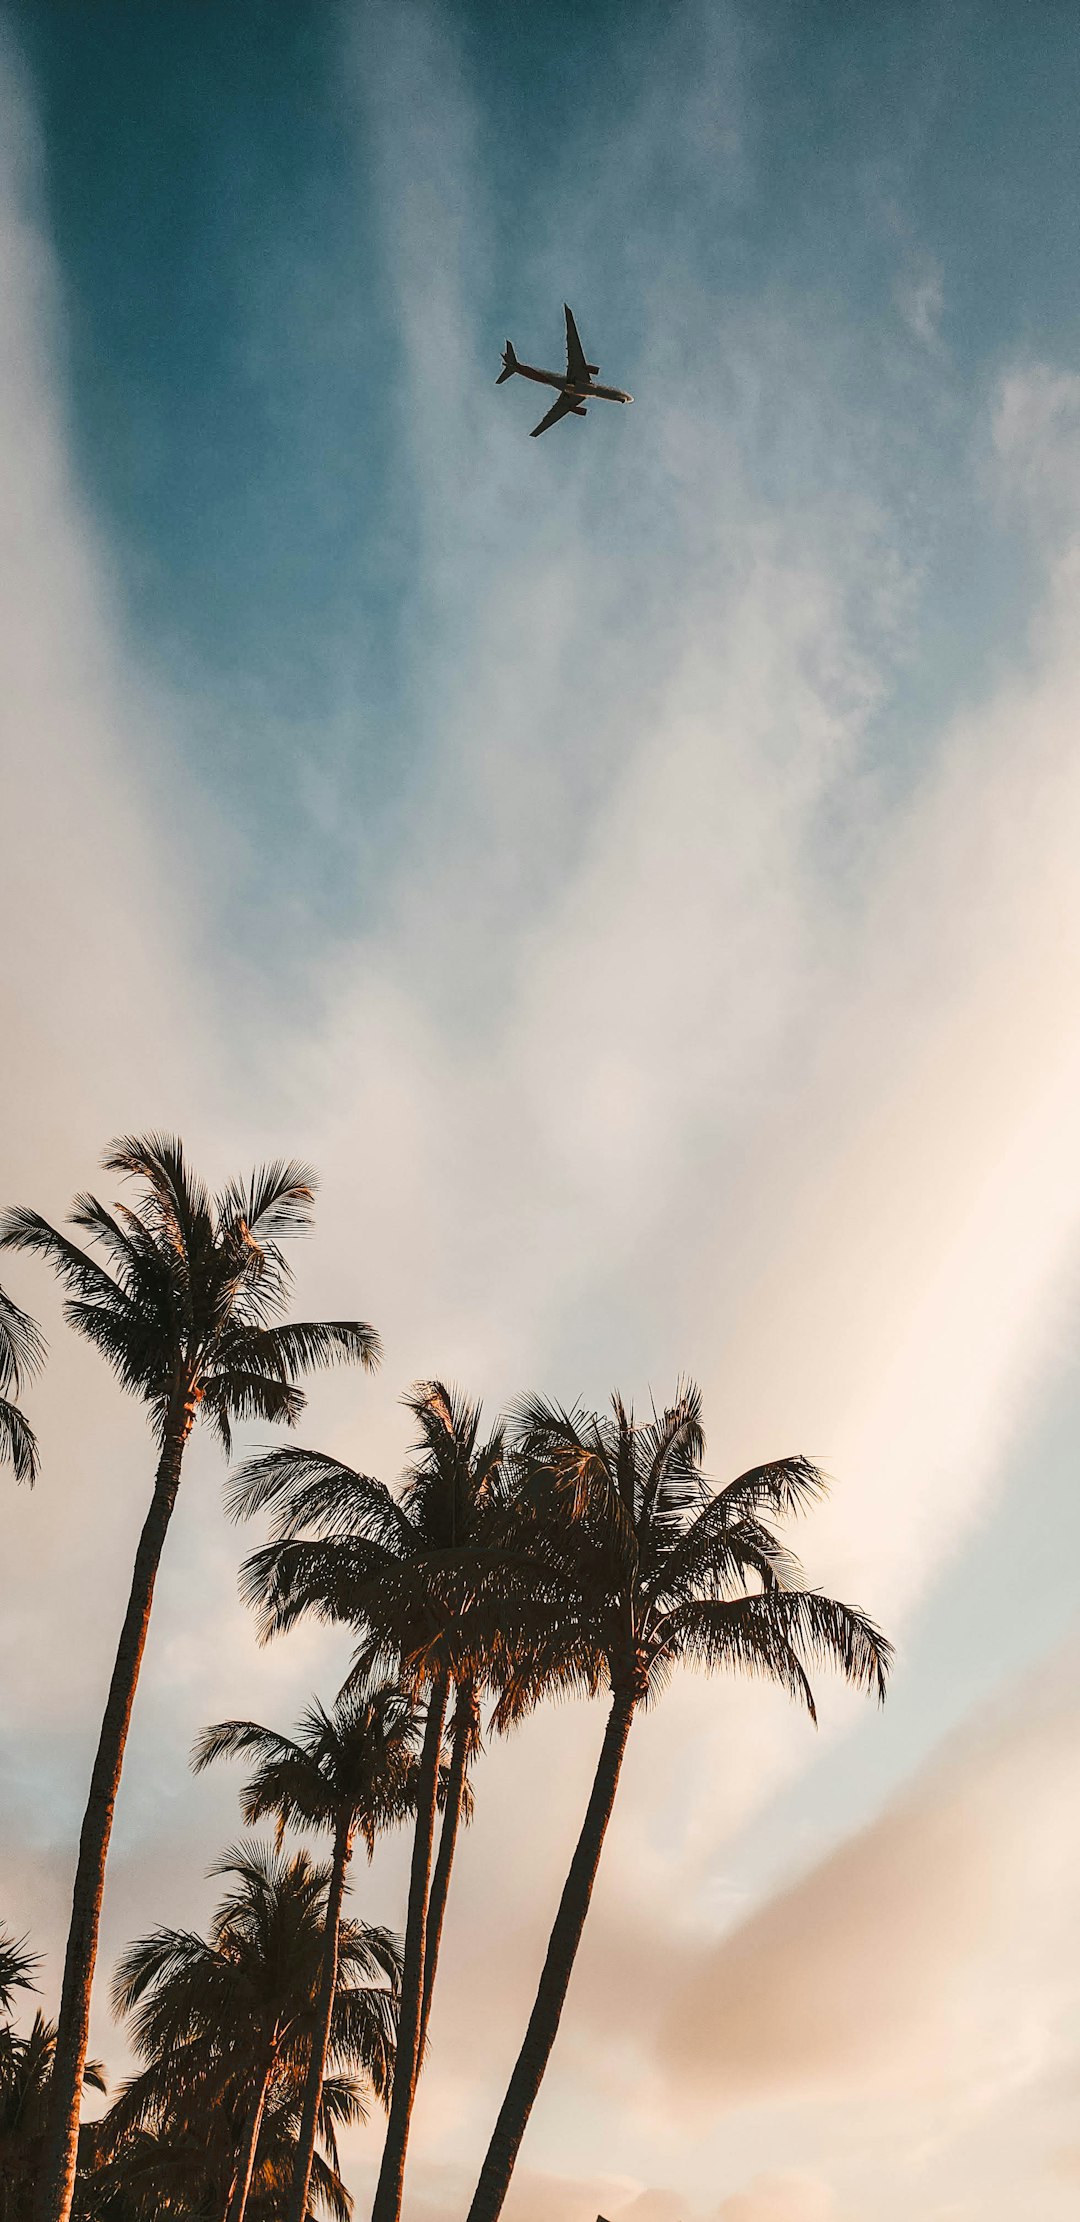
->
[33,1409,195,2222]
[286,1812,351,2222]
[225,2052,274,2222]
[418,1682,474,2056]
[370,1674,449,2222]
[463,1689,636,2222]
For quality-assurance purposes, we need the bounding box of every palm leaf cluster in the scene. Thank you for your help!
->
[0,1283,45,1485]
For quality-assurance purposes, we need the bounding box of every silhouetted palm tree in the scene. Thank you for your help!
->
[462,1382,892,2222]
[192,1683,423,2222]
[230,1381,506,2222]
[109,1843,399,2222]
[0,1284,45,1485]
[0,2016,105,2222]
[0,1136,380,2222]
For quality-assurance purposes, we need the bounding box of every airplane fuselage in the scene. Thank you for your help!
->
[511,359,632,405]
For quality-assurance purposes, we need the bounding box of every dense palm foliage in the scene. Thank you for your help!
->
[192,1686,424,2222]
[230,1381,507,2222]
[0,1283,45,1486]
[101,1845,400,2222]
[461,1383,892,2222]
[0,1136,380,2222]
[0,2015,104,2222]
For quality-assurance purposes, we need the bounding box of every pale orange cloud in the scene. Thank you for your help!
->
[660,1646,1080,2111]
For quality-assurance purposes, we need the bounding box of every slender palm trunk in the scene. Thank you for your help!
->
[370,1675,449,2222]
[286,1812,351,2222]
[418,1684,474,2056]
[225,2049,275,2222]
[463,1690,636,2222]
[33,1406,195,2222]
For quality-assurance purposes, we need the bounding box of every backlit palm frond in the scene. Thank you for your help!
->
[226,1449,401,1545]
[325,1983,397,2103]
[0,1394,40,1485]
[648,1592,822,1715]
[0,1281,46,1396]
[307,2141,353,2222]
[0,1925,40,2014]
[239,1535,398,1642]
[103,1134,213,1257]
[0,1208,125,1310]
[708,1454,830,1525]
[67,1194,152,1293]
[199,1373,307,1458]
[336,1921,402,1993]
[651,1587,891,1716]
[644,1511,806,1611]
[234,1320,382,1381]
[216,1160,319,1246]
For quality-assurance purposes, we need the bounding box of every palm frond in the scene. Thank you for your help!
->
[0,1394,40,1485]
[0,1925,40,2014]
[0,1281,46,1395]
[0,1208,125,1309]
[215,1160,318,1245]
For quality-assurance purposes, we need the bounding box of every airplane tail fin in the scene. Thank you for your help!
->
[496,340,518,384]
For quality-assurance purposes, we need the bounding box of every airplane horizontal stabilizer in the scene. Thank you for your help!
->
[496,340,518,384]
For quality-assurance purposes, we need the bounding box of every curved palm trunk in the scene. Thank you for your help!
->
[418,1683,475,2056]
[370,1674,449,2222]
[286,1812,351,2222]
[225,2049,275,2222]
[463,1690,636,2222]
[33,1408,195,2222]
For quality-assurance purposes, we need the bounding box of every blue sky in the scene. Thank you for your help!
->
[4,6,1080,2221]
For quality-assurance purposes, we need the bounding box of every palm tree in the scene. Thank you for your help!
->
[191,1682,424,2222]
[0,1284,45,1485]
[0,1135,380,2222]
[0,2016,105,2222]
[462,1382,892,2222]
[109,1843,399,2222]
[229,1381,507,2222]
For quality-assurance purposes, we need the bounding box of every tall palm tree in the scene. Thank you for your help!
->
[0,1135,380,2222]
[191,1682,424,2222]
[0,2016,105,2222]
[109,1843,399,2222]
[462,1382,893,2222]
[229,1381,507,2222]
[0,1284,45,1485]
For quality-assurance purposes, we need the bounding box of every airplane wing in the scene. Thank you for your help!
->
[530,391,581,437]
[564,303,591,387]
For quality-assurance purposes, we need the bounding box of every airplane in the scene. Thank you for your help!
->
[497,303,633,437]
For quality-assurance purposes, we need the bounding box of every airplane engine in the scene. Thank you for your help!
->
[573,404,587,416]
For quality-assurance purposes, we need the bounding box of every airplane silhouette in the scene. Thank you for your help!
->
[497,304,633,437]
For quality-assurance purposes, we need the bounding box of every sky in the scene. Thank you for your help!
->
[2,2,1080,2217]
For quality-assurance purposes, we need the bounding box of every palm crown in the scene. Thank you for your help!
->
[492,1380,890,1723]
[192,1684,426,1860]
[0,1136,379,1453]
[112,1842,399,2092]
[96,1845,399,2222]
